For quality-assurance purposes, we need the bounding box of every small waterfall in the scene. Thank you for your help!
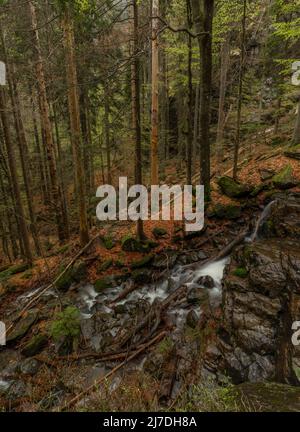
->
[251,200,277,242]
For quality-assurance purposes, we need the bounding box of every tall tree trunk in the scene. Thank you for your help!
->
[28,0,67,242]
[104,88,112,184]
[233,0,246,180]
[151,0,159,185]
[216,34,230,164]
[131,0,145,240]
[191,0,214,201]
[186,0,193,185]
[62,6,89,246]
[0,87,33,265]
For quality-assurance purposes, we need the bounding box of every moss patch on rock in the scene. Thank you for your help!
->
[217,176,252,198]
[272,164,298,190]
[21,334,48,357]
[131,254,153,270]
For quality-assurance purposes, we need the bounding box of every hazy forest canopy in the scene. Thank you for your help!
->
[0,0,300,413]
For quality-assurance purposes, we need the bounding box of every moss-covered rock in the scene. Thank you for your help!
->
[272,164,298,190]
[233,267,248,278]
[132,268,152,284]
[152,227,168,239]
[55,260,87,291]
[212,203,242,220]
[21,334,48,357]
[130,254,154,270]
[217,176,252,198]
[0,263,31,282]
[121,235,157,253]
[7,310,38,343]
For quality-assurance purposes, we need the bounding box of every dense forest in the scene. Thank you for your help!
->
[0,0,300,413]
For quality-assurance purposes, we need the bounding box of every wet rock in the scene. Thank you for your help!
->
[132,268,152,284]
[94,275,118,293]
[187,286,209,305]
[186,310,198,328]
[6,310,38,344]
[21,333,48,357]
[20,358,41,376]
[121,235,157,253]
[7,380,28,399]
[152,251,178,269]
[248,262,286,298]
[217,176,252,198]
[196,275,215,289]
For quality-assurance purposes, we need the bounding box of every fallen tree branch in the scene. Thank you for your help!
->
[61,330,167,411]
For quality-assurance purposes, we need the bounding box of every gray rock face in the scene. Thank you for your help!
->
[203,197,300,386]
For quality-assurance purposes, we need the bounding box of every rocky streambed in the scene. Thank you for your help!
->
[1,194,300,411]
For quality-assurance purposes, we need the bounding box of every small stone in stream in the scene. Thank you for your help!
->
[20,358,41,376]
[6,310,38,343]
[130,254,153,269]
[197,251,208,260]
[186,310,198,328]
[196,275,215,289]
[187,287,209,305]
[152,227,168,239]
[21,333,48,357]
[94,275,117,292]
[114,304,127,315]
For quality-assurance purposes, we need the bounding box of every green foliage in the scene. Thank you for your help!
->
[50,306,81,342]
[233,267,248,278]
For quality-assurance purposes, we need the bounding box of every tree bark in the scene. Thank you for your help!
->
[0,87,33,265]
[131,0,145,240]
[233,0,246,180]
[62,5,89,246]
[292,99,300,145]
[28,0,67,242]
[151,0,159,185]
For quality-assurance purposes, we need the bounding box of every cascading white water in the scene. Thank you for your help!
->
[250,200,277,242]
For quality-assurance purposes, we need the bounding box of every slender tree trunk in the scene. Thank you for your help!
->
[191,0,214,201]
[186,0,193,185]
[104,88,112,184]
[151,0,159,185]
[216,34,230,164]
[132,0,145,240]
[0,87,33,264]
[62,6,89,246]
[233,0,246,180]
[28,0,67,242]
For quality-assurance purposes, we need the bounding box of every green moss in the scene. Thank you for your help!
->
[212,203,241,219]
[94,275,116,292]
[102,236,115,250]
[217,176,251,198]
[152,227,168,238]
[0,263,31,282]
[233,267,248,278]
[272,164,298,189]
[55,260,87,291]
[130,254,153,269]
